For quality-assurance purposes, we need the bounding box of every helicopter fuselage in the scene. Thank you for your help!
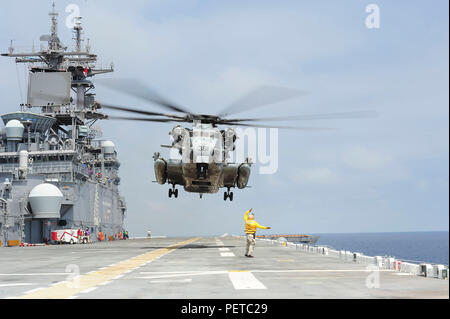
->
[153,122,251,200]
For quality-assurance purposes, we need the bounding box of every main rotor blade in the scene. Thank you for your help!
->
[96,78,193,114]
[221,110,378,123]
[101,103,185,120]
[107,115,183,123]
[217,86,309,117]
[220,121,337,131]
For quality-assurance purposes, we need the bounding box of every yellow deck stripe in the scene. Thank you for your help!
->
[16,237,200,299]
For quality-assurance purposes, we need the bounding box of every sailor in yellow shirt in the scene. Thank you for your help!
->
[244,208,271,257]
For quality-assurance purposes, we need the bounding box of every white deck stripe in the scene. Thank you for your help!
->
[150,279,192,283]
[0,273,67,276]
[250,269,393,273]
[80,287,97,294]
[140,270,222,274]
[99,281,112,286]
[228,271,266,290]
[23,287,45,294]
[0,283,36,287]
[137,268,392,280]
[219,248,230,251]
[138,271,227,280]
[220,252,235,257]
[50,281,66,287]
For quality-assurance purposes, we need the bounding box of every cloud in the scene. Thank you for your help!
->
[293,167,339,185]
[342,146,393,170]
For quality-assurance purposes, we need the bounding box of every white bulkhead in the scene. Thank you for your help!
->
[19,150,28,170]
[18,150,29,179]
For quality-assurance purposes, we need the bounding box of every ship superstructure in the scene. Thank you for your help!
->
[0,4,126,246]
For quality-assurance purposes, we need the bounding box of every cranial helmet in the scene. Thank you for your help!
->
[248,213,254,220]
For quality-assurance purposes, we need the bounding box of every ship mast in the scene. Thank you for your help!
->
[48,2,65,53]
[1,3,114,128]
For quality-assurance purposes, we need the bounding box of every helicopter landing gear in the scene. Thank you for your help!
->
[168,185,178,198]
[224,188,233,201]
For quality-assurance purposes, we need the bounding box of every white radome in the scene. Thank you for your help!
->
[29,183,63,198]
[28,183,63,219]
[5,119,24,128]
[101,140,115,154]
[5,119,25,140]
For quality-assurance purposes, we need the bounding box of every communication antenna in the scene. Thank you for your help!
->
[8,40,14,54]
[73,16,83,52]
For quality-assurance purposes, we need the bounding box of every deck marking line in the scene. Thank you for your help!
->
[136,269,393,281]
[0,283,36,288]
[23,287,45,294]
[150,279,193,283]
[99,281,112,286]
[50,281,67,287]
[250,269,393,273]
[220,252,235,257]
[80,287,97,294]
[0,273,68,276]
[219,248,230,251]
[140,270,223,274]
[137,271,227,280]
[228,271,267,290]
[14,237,200,299]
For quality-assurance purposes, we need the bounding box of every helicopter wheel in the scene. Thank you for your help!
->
[174,189,178,198]
[224,192,228,201]
[229,192,233,201]
[168,189,173,198]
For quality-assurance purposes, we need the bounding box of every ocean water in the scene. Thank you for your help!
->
[312,231,449,265]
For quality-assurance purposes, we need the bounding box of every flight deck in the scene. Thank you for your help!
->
[0,237,448,299]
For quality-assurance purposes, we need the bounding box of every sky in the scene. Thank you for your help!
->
[0,0,448,236]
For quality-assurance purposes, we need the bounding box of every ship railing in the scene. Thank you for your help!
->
[0,162,71,173]
[0,198,7,212]
[73,164,91,177]
[41,105,76,114]
[0,164,18,172]
[31,162,73,173]
[259,238,448,279]
[0,162,90,177]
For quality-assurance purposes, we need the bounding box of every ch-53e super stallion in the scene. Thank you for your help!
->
[95,79,375,201]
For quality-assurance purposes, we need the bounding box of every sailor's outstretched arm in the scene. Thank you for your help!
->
[244,208,252,221]
[254,221,271,230]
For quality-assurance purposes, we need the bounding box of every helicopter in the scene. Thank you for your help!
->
[96,79,376,201]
